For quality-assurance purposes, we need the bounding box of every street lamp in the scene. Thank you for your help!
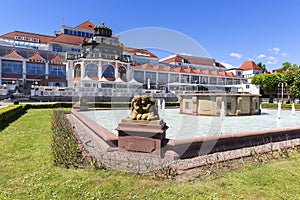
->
[31,81,39,96]
[278,82,287,103]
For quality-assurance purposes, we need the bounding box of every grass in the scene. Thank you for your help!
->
[0,109,300,199]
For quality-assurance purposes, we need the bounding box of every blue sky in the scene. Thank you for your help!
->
[0,0,299,71]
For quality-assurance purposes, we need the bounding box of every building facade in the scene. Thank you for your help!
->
[0,20,262,96]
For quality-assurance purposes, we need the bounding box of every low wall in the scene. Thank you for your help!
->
[180,93,261,116]
[70,109,300,167]
[164,126,300,159]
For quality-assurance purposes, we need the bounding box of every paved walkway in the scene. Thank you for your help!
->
[0,101,12,109]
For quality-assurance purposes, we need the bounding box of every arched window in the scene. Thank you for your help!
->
[102,64,115,78]
[74,64,81,77]
[85,63,98,77]
[118,66,127,80]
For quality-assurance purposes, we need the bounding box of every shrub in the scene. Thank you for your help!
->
[51,109,82,168]
[0,105,27,124]
[261,103,300,109]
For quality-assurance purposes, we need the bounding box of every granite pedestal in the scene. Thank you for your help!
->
[115,119,168,157]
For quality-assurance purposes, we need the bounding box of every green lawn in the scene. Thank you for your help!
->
[1,109,300,199]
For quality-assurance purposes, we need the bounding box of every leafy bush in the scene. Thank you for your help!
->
[261,103,300,109]
[165,102,180,107]
[51,109,82,168]
[0,105,27,124]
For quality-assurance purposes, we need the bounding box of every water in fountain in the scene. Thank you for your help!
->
[292,103,296,116]
[277,102,282,119]
[157,99,161,109]
[162,99,165,110]
[220,101,225,121]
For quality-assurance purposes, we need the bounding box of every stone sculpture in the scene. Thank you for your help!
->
[128,95,159,121]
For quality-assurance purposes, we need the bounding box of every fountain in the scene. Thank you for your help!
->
[157,99,161,109]
[278,102,282,119]
[162,99,166,110]
[71,94,300,161]
[292,103,296,116]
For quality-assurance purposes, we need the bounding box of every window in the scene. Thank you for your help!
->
[74,64,81,77]
[169,74,179,83]
[145,72,156,83]
[185,102,190,109]
[2,61,22,74]
[227,102,232,110]
[48,82,67,87]
[86,63,99,77]
[134,71,144,82]
[101,64,114,78]
[52,45,62,52]
[49,65,66,76]
[26,63,45,75]
[158,73,168,83]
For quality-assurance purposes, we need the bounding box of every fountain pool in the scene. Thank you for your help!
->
[80,108,300,140]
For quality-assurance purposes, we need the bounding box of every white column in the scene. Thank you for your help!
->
[156,71,159,88]
[98,61,102,78]
[143,71,146,84]
[45,61,49,80]
[22,60,26,82]
[114,62,119,79]
[81,61,85,78]
[0,58,2,85]
[126,64,131,81]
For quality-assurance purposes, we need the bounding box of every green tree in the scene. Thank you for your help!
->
[257,62,267,72]
[282,69,300,99]
[251,73,282,95]
[278,62,299,72]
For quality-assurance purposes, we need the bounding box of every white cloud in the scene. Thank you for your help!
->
[268,47,280,54]
[257,54,266,59]
[281,52,287,57]
[266,56,278,65]
[221,62,236,69]
[229,52,242,59]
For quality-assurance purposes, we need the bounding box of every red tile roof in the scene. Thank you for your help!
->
[50,53,65,62]
[152,64,164,71]
[218,71,226,76]
[50,34,84,46]
[0,31,55,44]
[174,66,184,72]
[124,47,158,58]
[160,55,185,63]
[3,48,23,59]
[75,20,96,30]
[225,72,235,77]
[161,54,215,66]
[239,60,262,71]
[162,66,175,72]
[28,51,45,61]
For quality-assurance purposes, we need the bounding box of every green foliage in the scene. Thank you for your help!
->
[51,109,82,168]
[165,102,180,107]
[257,62,267,72]
[0,105,27,125]
[283,69,300,98]
[25,102,73,109]
[279,62,299,72]
[251,73,281,94]
[261,102,300,109]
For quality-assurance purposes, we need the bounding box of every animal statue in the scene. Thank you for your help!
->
[140,95,159,121]
[128,95,159,121]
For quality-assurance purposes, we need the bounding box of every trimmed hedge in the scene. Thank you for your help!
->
[0,105,27,124]
[261,103,300,109]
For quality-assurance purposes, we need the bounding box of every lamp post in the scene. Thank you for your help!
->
[31,81,39,96]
